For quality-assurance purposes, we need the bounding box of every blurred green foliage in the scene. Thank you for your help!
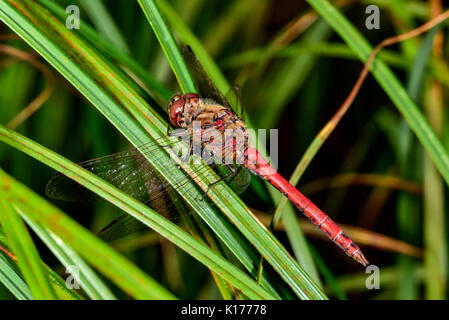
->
[0,0,448,300]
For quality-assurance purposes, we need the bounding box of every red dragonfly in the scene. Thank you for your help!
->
[47,46,368,266]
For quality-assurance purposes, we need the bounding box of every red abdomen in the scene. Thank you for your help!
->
[244,147,368,266]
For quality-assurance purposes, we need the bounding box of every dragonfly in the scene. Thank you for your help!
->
[47,46,368,266]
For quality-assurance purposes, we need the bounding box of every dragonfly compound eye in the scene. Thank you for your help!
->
[182,92,200,104]
[169,94,182,105]
[168,97,186,127]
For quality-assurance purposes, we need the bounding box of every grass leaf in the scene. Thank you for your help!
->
[0,164,177,300]
[0,250,32,300]
[0,125,276,299]
[17,207,116,300]
[138,0,196,92]
[306,0,449,187]
[0,0,326,299]
[0,193,56,299]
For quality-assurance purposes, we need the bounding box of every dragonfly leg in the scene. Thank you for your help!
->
[226,165,242,186]
[157,126,177,148]
[199,165,239,201]
[182,143,192,163]
[159,130,192,159]
[158,139,192,162]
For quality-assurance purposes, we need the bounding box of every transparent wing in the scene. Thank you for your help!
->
[225,84,244,121]
[46,138,252,241]
[46,139,180,203]
[45,137,217,221]
[98,214,146,242]
[183,46,231,109]
[97,166,251,242]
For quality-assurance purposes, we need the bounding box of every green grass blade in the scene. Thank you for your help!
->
[306,0,449,187]
[17,207,117,300]
[0,166,176,300]
[143,0,327,299]
[0,228,82,300]
[0,126,276,300]
[280,202,322,287]
[0,250,32,300]
[423,149,446,299]
[37,0,171,105]
[396,25,438,300]
[419,28,446,300]
[0,194,57,299]
[79,0,130,53]
[138,0,196,92]
[0,0,325,299]
[0,0,283,298]
[407,27,439,100]
[257,20,332,129]
[156,0,231,95]
[44,266,83,300]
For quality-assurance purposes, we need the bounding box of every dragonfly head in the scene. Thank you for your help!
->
[168,93,199,127]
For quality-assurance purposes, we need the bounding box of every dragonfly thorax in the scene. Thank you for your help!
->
[168,93,249,165]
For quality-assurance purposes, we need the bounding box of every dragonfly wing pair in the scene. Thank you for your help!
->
[183,46,244,119]
[47,46,250,242]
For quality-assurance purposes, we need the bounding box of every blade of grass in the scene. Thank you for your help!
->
[221,43,449,90]
[137,0,195,93]
[423,0,446,298]
[37,0,172,105]
[146,0,205,87]
[0,167,177,300]
[0,228,83,300]
[17,206,117,300]
[155,0,230,95]
[395,20,439,301]
[0,250,32,300]
[422,122,446,299]
[0,0,324,299]
[0,126,276,300]
[0,195,57,299]
[1,0,284,298]
[44,266,83,300]
[306,0,449,187]
[79,0,130,53]
[139,0,326,299]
